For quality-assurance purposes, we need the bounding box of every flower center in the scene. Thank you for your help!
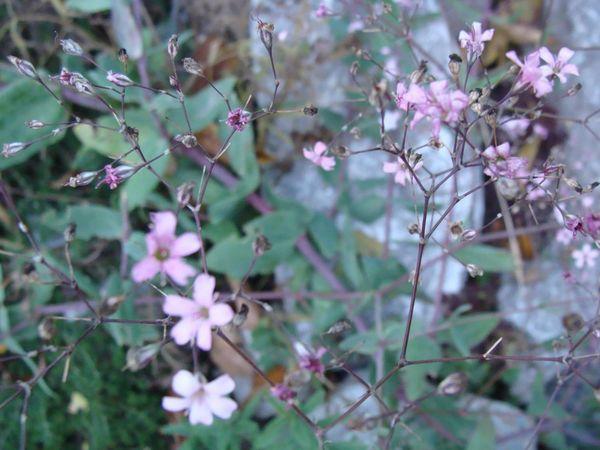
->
[154,247,169,261]
[195,306,209,320]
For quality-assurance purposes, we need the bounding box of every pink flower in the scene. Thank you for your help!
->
[482,142,529,179]
[502,117,530,138]
[162,370,237,425]
[225,108,250,131]
[131,211,200,285]
[583,213,600,239]
[539,47,579,83]
[555,228,573,245]
[383,155,423,186]
[533,123,549,139]
[98,164,134,189]
[565,214,584,237]
[572,244,599,268]
[506,50,553,97]
[106,70,134,87]
[458,22,494,59]
[270,383,297,406]
[299,347,327,376]
[303,141,336,171]
[163,273,234,350]
[315,3,332,18]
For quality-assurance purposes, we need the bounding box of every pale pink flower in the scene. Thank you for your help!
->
[458,22,494,59]
[270,383,297,407]
[131,211,200,285]
[583,213,600,239]
[383,155,423,186]
[533,123,549,139]
[502,117,530,138]
[482,142,528,179]
[97,164,134,189]
[572,244,599,269]
[303,141,336,171]
[225,108,250,131]
[555,228,573,245]
[163,273,234,350]
[539,47,579,83]
[565,214,584,237]
[299,347,327,376]
[162,370,237,426]
[315,3,333,18]
[506,50,553,97]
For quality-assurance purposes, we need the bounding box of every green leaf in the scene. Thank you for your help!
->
[111,0,142,60]
[454,245,515,272]
[349,193,386,223]
[206,235,254,279]
[403,335,442,400]
[446,313,500,356]
[66,0,111,12]
[308,213,338,258]
[0,79,65,170]
[64,205,123,240]
[466,416,495,450]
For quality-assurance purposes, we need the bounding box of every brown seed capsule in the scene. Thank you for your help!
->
[233,303,249,327]
[438,372,467,396]
[449,221,464,237]
[448,54,462,79]
[303,104,319,116]
[331,145,350,159]
[125,343,162,372]
[38,317,56,341]
[253,234,271,257]
[99,295,126,316]
[562,312,584,333]
[182,57,204,76]
[176,181,195,207]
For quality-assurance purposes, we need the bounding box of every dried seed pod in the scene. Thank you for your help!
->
[466,264,483,278]
[448,54,462,79]
[167,34,178,59]
[562,312,584,333]
[324,319,352,335]
[60,38,83,56]
[182,57,204,76]
[449,221,464,237]
[331,145,350,159]
[461,229,477,242]
[99,295,126,316]
[303,104,319,116]
[176,181,195,207]
[125,343,162,371]
[232,303,249,327]
[38,317,56,341]
[438,372,467,396]
[253,234,271,257]
[7,56,37,79]
[2,142,29,158]
[26,120,45,129]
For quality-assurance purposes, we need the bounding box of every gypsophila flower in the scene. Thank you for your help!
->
[97,165,134,189]
[556,228,573,245]
[315,3,333,18]
[482,142,529,179]
[303,141,336,171]
[458,22,494,59]
[270,384,297,407]
[298,347,327,376]
[225,107,251,132]
[162,370,237,426]
[583,213,600,239]
[565,214,584,237]
[131,211,200,285]
[163,273,234,350]
[182,57,204,76]
[539,47,579,83]
[383,154,423,186]
[106,71,134,87]
[572,244,599,269]
[506,50,553,97]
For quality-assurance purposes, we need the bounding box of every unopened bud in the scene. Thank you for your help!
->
[99,295,126,316]
[460,229,477,241]
[562,312,584,333]
[167,34,178,59]
[182,57,204,76]
[232,303,249,327]
[303,104,319,116]
[466,263,483,278]
[407,223,420,235]
[60,38,83,56]
[8,56,37,78]
[38,317,56,341]
[409,61,427,84]
[258,21,274,51]
[66,171,98,187]
[176,181,195,207]
[448,54,462,78]
[566,83,582,97]
[64,223,76,243]
[107,71,134,87]
[438,372,467,396]
[563,176,583,194]
[26,120,45,129]
[2,142,29,157]
[331,145,350,159]
[253,234,271,256]
[125,342,161,371]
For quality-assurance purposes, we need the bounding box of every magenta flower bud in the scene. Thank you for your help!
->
[60,38,83,56]
[65,171,98,187]
[2,142,29,157]
[225,108,251,132]
[106,70,134,87]
[7,56,37,79]
[167,34,178,59]
[270,384,297,407]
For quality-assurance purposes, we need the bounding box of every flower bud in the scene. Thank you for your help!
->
[26,120,45,129]
[253,234,271,256]
[167,34,178,59]
[2,142,29,157]
[232,303,249,327]
[562,312,584,333]
[303,104,319,116]
[448,53,462,79]
[60,38,83,56]
[125,343,161,371]
[182,57,204,76]
[8,56,37,78]
[99,295,126,316]
[258,21,274,51]
[176,181,195,207]
[107,71,134,87]
[350,61,359,76]
[331,145,350,159]
[566,82,582,97]
[65,171,98,187]
[64,223,77,243]
[460,229,477,241]
[466,263,483,278]
[438,372,467,396]
[175,133,197,148]
[38,317,56,341]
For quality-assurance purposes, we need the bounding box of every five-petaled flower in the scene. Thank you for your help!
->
[539,47,579,83]
[131,211,200,285]
[482,142,529,179]
[458,22,494,59]
[303,141,336,171]
[506,50,553,97]
[163,273,234,350]
[572,243,599,269]
[299,347,327,376]
[270,383,297,407]
[162,370,237,426]
[383,154,423,186]
[225,107,251,132]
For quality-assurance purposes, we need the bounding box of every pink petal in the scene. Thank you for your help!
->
[151,211,177,238]
[209,303,234,326]
[557,47,574,64]
[163,258,196,285]
[538,47,554,66]
[163,295,197,317]
[533,78,553,97]
[145,234,158,254]
[303,148,316,162]
[561,64,579,77]
[458,30,470,46]
[383,161,399,174]
[171,232,201,257]
[313,141,327,156]
[505,50,522,67]
[189,398,213,425]
[193,273,216,306]
[170,318,198,346]
[196,321,213,351]
[481,29,494,41]
[131,256,160,283]
[205,374,236,395]
[172,370,201,397]
[496,142,511,158]
[162,396,191,412]
[472,22,482,35]
[207,396,237,420]
[320,156,336,171]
